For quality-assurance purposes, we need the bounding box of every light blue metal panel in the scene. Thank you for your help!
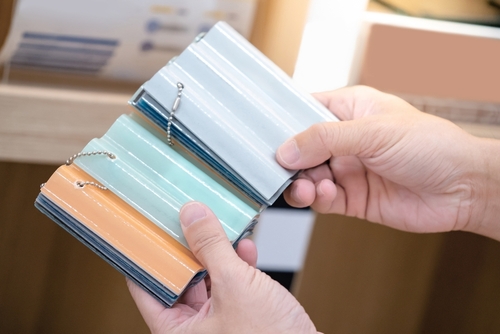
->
[74,114,259,249]
[143,66,294,204]
[196,22,338,125]
[133,22,339,205]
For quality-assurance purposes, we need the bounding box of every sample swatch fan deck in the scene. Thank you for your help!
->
[35,22,338,307]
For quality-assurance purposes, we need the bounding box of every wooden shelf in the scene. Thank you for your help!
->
[0,1,311,332]
[0,0,310,165]
[0,83,130,164]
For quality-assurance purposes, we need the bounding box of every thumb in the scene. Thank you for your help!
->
[276,118,394,170]
[179,201,239,275]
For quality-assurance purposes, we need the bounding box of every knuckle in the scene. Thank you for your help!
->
[352,85,380,100]
[191,230,225,256]
[311,122,333,149]
[352,85,375,94]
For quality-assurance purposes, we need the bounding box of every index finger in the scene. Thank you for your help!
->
[312,86,397,121]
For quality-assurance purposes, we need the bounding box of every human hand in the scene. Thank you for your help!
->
[127,201,317,333]
[276,86,500,240]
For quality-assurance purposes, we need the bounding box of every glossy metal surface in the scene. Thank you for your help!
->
[39,164,204,296]
[74,114,260,248]
[133,22,338,205]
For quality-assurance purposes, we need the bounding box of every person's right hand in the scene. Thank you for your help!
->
[276,86,500,240]
[128,202,318,333]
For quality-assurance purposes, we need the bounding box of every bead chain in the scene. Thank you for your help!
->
[167,82,184,146]
[75,181,108,190]
[46,84,184,190]
[65,150,116,166]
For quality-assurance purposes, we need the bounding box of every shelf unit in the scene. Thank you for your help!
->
[0,0,310,165]
[0,1,311,333]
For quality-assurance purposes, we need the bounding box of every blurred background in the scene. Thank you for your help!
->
[1,0,499,333]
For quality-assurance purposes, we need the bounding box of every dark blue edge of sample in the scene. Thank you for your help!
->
[34,193,207,308]
[35,193,258,307]
[130,90,272,206]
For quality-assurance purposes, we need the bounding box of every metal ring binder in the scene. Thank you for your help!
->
[167,82,184,146]
[65,151,116,165]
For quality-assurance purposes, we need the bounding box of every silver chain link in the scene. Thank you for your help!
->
[167,82,184,146]
[65,150,116,165]
[75,180,108,190]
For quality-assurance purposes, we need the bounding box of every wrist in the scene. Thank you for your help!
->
[466,137,500,241]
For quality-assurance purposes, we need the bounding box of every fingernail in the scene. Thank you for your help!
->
[180,202,207,227]
[278,139,300,166]
[291,186,304,205]
[317,181,325,197]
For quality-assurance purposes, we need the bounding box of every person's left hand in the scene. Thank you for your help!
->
[127,201,317,333]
